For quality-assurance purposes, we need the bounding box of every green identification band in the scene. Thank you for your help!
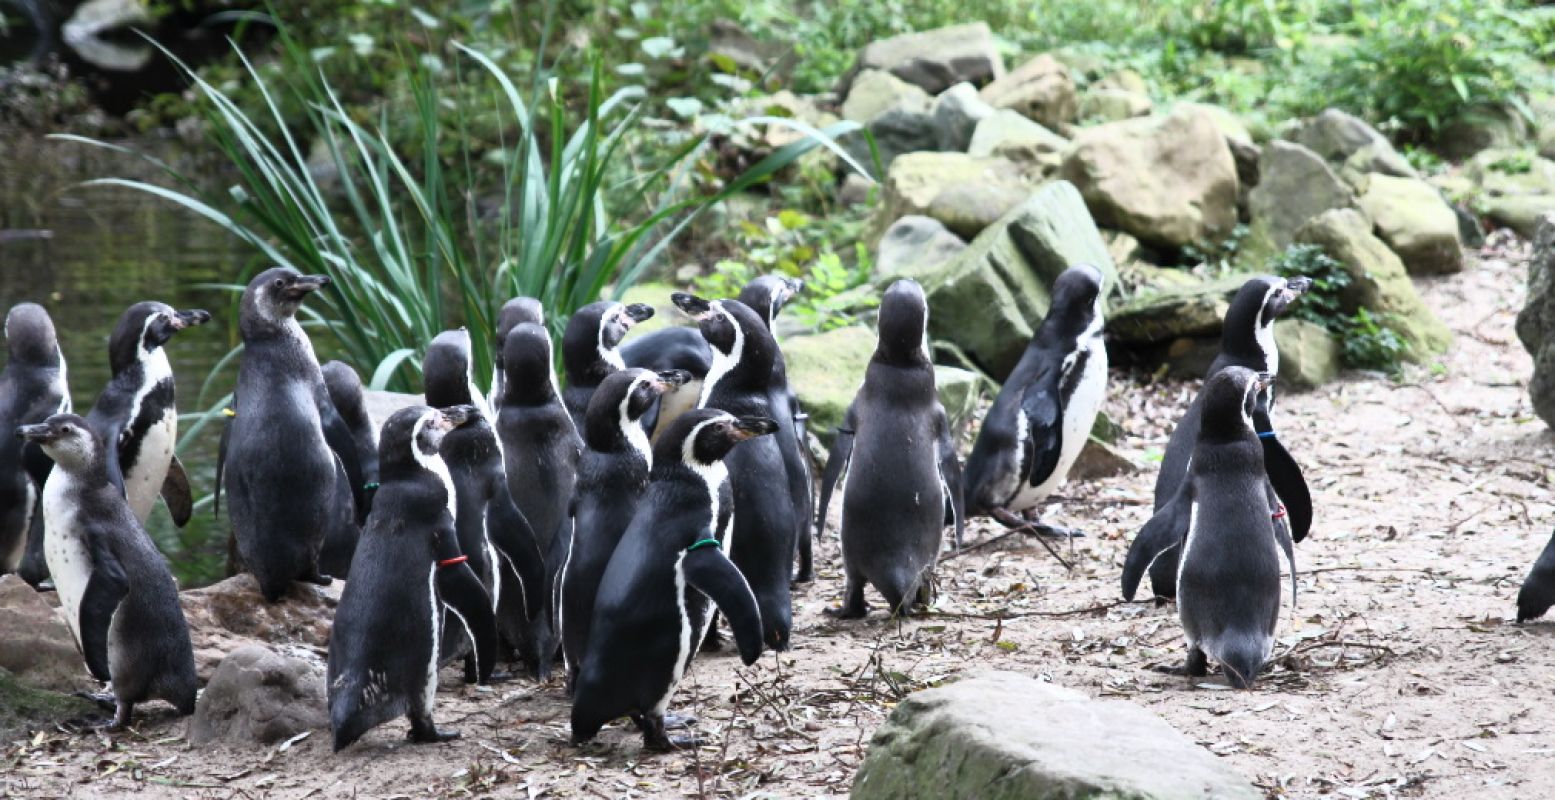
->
[686,538,721,552]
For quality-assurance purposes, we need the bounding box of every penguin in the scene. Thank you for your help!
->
[561,300,655,428]
[1127,275,1313,601]
[1516,530,1555,622]
[322,360,379,514]
[19,413,198,729]
[962,264,1107,547]
[328,405,500,751]
[489,297,544,409]
[0,304,69,587]
[673,292,796,650]
[559,367,689,689]
[570,409,769,751]
[1118,368,1296,688]
[496,322,582,678]
[422,329,545,679]
[816,280,964,618]
[223,267,361,602]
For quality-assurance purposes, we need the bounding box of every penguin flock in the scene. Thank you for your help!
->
[4,260,1555,752]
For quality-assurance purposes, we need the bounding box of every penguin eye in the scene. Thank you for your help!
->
[272,278,285,290]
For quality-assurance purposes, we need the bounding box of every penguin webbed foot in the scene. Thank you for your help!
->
[1153,647,1208,678]
[638,713,703,752]
[407,717,460,744]
[305,571,334,587]
[792,562,816,585]
[73,691,117,711]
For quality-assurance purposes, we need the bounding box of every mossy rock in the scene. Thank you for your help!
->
[785,326,875,438]
[1274,318,1341,390]
[0,670,99,741]
[1106,273,1250,346]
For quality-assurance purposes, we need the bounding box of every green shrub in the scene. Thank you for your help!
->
[1269,243,1409,374]
[1341,308,1408,373]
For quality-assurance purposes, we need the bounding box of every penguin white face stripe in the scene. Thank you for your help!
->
[681,418,731,541]
[411,413,458,521]
[56,345,71,414]
[698,303,744,408]
[619,375,654,468]
[597,304,627,372]
[1254,282,1281,376]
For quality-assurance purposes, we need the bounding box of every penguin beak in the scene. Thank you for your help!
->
[16,422,56,444]
[729,416,779,440]
[654,369,692,391]
[170,309,213,330]
[1255,372,1275,391]
[438,404,479,429]
[623,303,655,326]
[671,292,713,320]
[286,274,331,300]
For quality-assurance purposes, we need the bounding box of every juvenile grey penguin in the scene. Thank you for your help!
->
[1516,531,1555,622]
[496,322,582,678]
[962,264,1107,547]
[1129,275,1312,601]
[674,292,796,650]
[817,280,964,617]
[1,304,69,585]
[561,300,655,427]
[1121,368,1296,689]
[570,409,768,751]
[559,367,688,689]
[224,267,358,602]
[20,413,197,729]
[489,297,543,409]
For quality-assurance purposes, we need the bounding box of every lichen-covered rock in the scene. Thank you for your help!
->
[853,671,1260,800]
[784,325,876,437]
[877,216,967,278]
[1106,274,1249,346]
[180,573,339,682]
[842,69,931,124]
[1515,214,1555,427]
[853,22,1003,96]
[1464,149,1555,237]
[0,574,93,693]
[1354,174,1463,275]
[1295,208,1452,359]
[1274,318,1341,389]
[1485,194,1555,239]
[924,184,1034,240]
[978,54,1077,131]
[1079,87,1152,122]
[189,645,327,747]
[875,152,1031,238]
[931,82,996,152]
[1248,140,1355,253]
[967,109,1068,167]
[1060,107,1239,251]
[934,366,986,434]
[1290,108,1417,178]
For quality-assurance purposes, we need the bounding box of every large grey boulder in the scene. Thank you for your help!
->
[875,152,1032,239]
[1515,214,1555,427]
[852,23,1004,96]
[1464,148,1555,238]
[1247,140,1356,253]
[852,671,1260,800]
[1354,173,1463,275]
[931,82,996,152]
[877,216,967,278]
[1290,109,1417,179]
[0,575,93,693]
[978,54,1078,131]
[189,645,327,747]
[364,390,423,432]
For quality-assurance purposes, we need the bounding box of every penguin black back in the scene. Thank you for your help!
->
[491,297,543,407]
[1,303,69,583]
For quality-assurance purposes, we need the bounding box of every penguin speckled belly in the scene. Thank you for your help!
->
[674,291,797,651]
[1127,275,1312,602]
[22,414,197,729]
[328,406,500,751]
[561,300,655,428]
[1,304,70,586]
[963,265,1107,547]
[1124,369,1296,689]
[570,409,768,752]
[560,367,688,690]
[817,280,964,618]
[423,329,545,681]
[496,322,581,679]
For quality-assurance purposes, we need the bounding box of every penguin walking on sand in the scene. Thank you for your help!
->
[674,292,797,651]
[20,413,197,729]
[817,280,964,618]
[496,322,582,678]
[1121,368,1296,689]
[1,304,70,587]
[490,297,544,409]
[223,268,362,602]
[328,405,500,751]
[1125,275,1312,601]
[570,409,768,751]
[962,264,1107,553]
[561,300,655,428]
[1516,531,1555,622]
[560,367,688,689]
[423,330,545,679]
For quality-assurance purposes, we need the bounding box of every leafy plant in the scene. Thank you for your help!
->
[1341,308,1408,373]
[1269,243,1351,328]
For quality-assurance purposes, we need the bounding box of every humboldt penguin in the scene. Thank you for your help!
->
[561,300,655,427]
[817,280,963,617]
[1516,531,1555,622]
[489,297,544,409]
[21,413,198,729]
[328,405,500,751]
[1,304,69,586]
[322,360,379,514]
[569,409,768,751]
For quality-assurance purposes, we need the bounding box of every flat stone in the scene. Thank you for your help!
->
[878,215,968,279]
[180,574,339,683]
[875,152,1031,237]
[189,644,328,747]
[1070,439,1139,481]
[842,69,931,124]
[854,22,1004,96]
[968,109,1068,166]
[1107,274,1248,346]
[1079,87,1152,122]
[364,390,423,432]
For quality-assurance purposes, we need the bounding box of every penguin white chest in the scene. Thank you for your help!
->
[1013,338,1109,509]
[125,409,176,523]
[41,473,93,648]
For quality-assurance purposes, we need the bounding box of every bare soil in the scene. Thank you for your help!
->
[5,242,1554,799]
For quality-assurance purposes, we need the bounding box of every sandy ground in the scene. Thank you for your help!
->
[5,241,1555,799]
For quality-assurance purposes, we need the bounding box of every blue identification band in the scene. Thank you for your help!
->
[686,538,721,552]
[1258,430,1278,439]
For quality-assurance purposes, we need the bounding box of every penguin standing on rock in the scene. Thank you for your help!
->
[1,304,69,586]
[560,367,689,689]
[817,280,963,618]
[674,292,796,650]
[20,413,197,729]
[962,264,1108,552]
[570,409,768,752]
[490,297,544,409]
[328,405,500,751]
[561,301,655,428]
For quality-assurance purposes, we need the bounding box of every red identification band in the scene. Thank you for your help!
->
[438,555,469,568]
[1271,504,1288,520]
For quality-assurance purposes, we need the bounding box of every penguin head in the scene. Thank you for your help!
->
[321,361,367,423]
[1198,367,1274,442]
[672,293,775,384]
[563,300,654,385]
[494,297,545,368]
[4,303,62,368]
[583,367,689,452]
[17,413,100,471]
[502,322,557,405]
[423,329,477,408]
[876,279,931,365]
[241,267,330,338]
[378,404,475,477]
[1222,275,1310,367]
[653,408,777,470]
[1038,264,1106,346]
[737,275,804,329]
[108,301,212,374]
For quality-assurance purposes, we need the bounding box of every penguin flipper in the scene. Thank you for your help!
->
[816,405,858,537]
[214,410,231,518]
[160,454,193,528]
[683,545,764,666]
[1516,529,1555,623]
[434,524,498,683]
[80,531,130,682]
[18,495,51,590]
[488,484,546,621]
[1269,483,1299,607]
[1019,367,1065,488]
[1260,434,1312,543]
[1121,486,1192,602]
[935,407,965,548]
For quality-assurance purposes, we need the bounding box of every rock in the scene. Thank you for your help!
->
[1079,87,1152,122]
[935,366,986,434]
[1464,149,1555,237]
[911,181,1118,378]
[0,671,99,740]
[841,69,931,124]
[1247,140,1355,253]
[1060,107,1239,251]
[875,152,1031,238]
[1098,69,1150,97]
[180,574,339,683]
[848,107,941,176]
[0,575,93,693]
[931,82,996,152]
[853,22,1004,96]
[1290,109,1417,178]
[967,109,1068,167]
[838,173,874,206]
[189,645,327,747]
[1516,214,1555,427]
[978,54,1078,131]
[1090,410,1123,443]
[1438,105,1530,161]
[783,325,876,437]
[1295,209,1452,359]
[364,390,423,432]
[1070,439,1138,481]
[852,671,1261,800]
[1353,174,1463,275]
[1177,102,1253,145]
[1106,274,1248,346]
[708,18,792,79]
[1164,337,1223,378]
[1539,125,1555,162]
[1340,142,1418,182]
[878,216,968,278]
[1484,195,1555,239]
[924,184,1034,240]
[1274,319,1341,389]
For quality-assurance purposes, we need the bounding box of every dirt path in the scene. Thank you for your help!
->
[6,244,1554,799]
